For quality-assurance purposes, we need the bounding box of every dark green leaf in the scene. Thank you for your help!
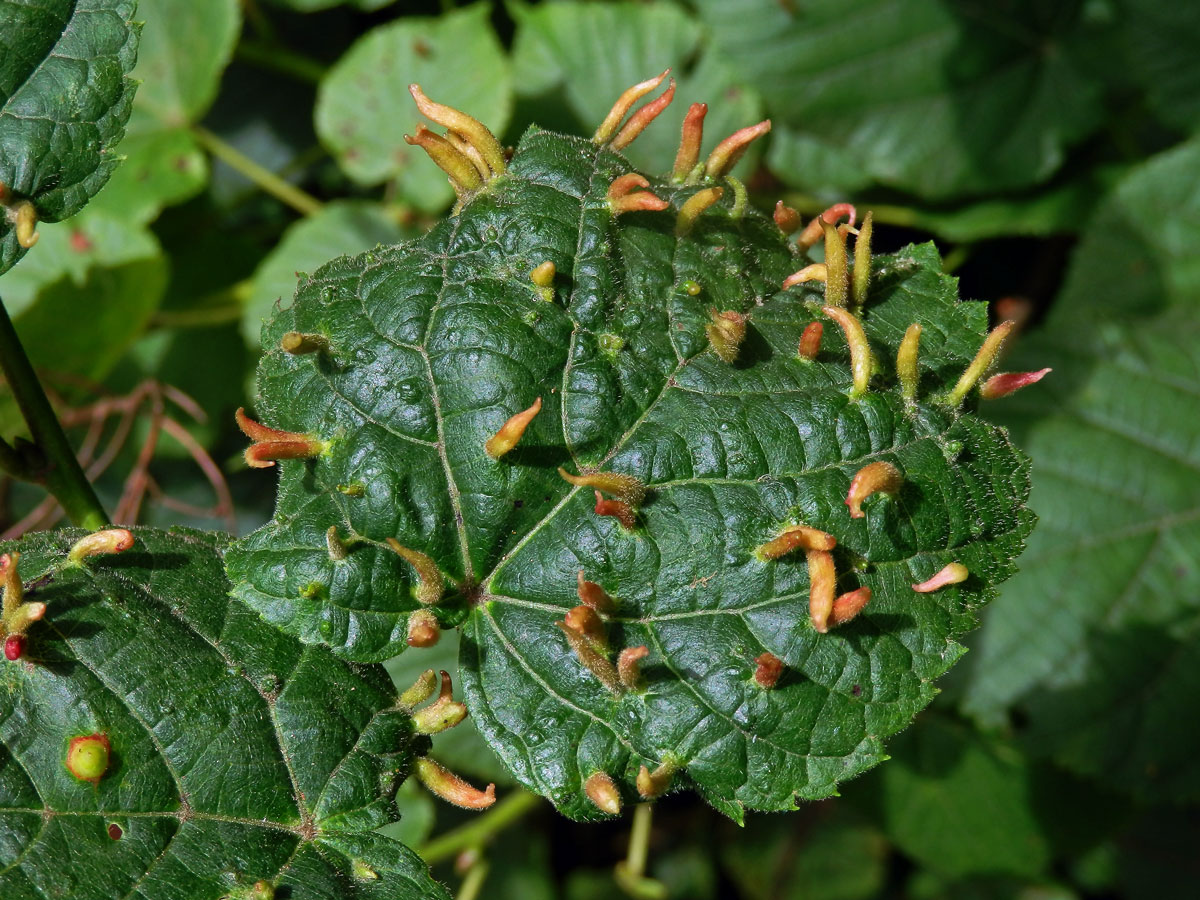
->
[850,716,1050,878]
[1117,0,1200,134]
[963,315,1200,802]
[1051,137,1200,324]
[0,0,139,274]
[0,527,449,899]
[697,0,1107,200]
[721,803,887,900]
[227,124,1034,820]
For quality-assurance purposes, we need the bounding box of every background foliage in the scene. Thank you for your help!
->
[2,0,1198,897]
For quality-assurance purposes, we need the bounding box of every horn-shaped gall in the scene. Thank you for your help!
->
[798,321,823,360]
[280,331,330,355]
[608,174,669,216]
[557,611,622,696]
[594,70,670,145]
[618,646,648,692]
[980,368,1052,399]
[796,203,856,251]
[66,528,134,565]
[557,467,646,508]
[404,126,484,197]
[706,309,747,363]
[821,220,850,309]
[754,652,784,689]
[399,668,438,707]
[829,587,871,629]
[407,609,441,648]
[852,211,873,311]
[584,771,623,816]
[845,461,903,518]
[637,760,678,799]
[415,757,496,809]
[611,78,676,151]
[774,201,801,235]
[235,408,326,468]
[412,670,467,734]
[704,120,771,179]
[782,263,827,290]
[594,492,637,531]
[755,525,836,560]
[822,307,872,398]
[409,84,506,176]
[486,396,542,459]
[9,200,39,249]
[912,562,969,593]
[897,323,922,402]
[578,570,616,614]
[385,539,444,605]
[943,321,1017,407]
[2,552,45,660]
[807,550,837,634]
[676,187,723,236]
[672,102,707,182]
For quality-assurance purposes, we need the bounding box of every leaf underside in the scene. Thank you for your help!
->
[227,126,1034,820]
[0,528,448,900]
[0,0,140,276]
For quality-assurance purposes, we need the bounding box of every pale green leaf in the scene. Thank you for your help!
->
[315,3,512,211]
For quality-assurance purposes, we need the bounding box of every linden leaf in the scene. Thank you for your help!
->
[0,0,140,275]
[227,116,1034,819]
[0,527,449,899]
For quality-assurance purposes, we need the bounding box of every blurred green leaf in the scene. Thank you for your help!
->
[907,870,1078,900]
[697,0,1107,200]
[1051,137,1200,323]
[852,716,1051,878]
[14,243,168,382]
[273,0,396,10]
[801,164,1124,245]
[102,0,242,224]
[131,0,241,127]
[0,209,160,315]
[963,314,1200,802]
[510,0,763,178]
[0,0,139,274]
[1117,0,1200,134]
[243,200,416,347]
[88,127,209,225]
[315,3,512,211]
[721,804,887,900]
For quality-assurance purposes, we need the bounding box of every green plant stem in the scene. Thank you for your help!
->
[455,857,490,900]
[614,803,668,900]
[0,296,108,529]
[191,126,324,217]
[418,789,540,865]
[236,40,326,85]
[626,802,653,878]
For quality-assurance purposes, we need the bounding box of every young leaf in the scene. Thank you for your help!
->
[227,118,1034,820]
[0,527,448,899]
[0,0,139,275]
